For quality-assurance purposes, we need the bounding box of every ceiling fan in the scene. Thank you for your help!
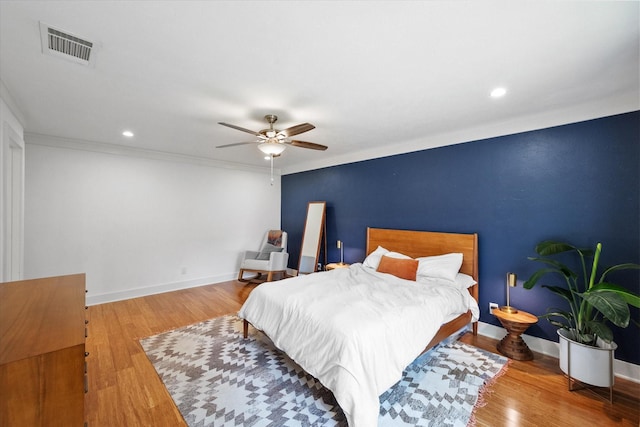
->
[217,114,327,157]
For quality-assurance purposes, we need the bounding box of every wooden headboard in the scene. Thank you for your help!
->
[366,227,479,290]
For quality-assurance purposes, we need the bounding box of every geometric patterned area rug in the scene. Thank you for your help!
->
[140,315,509,427]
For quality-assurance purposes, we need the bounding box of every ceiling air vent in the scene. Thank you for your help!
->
[39,22,96,66]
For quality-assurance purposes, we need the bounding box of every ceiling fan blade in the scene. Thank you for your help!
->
[216,142,255,148]
[289,140,328,151]
[279,123,315,137]
[218,122,264,137]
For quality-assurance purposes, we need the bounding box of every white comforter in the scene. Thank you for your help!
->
[238,263,480,427]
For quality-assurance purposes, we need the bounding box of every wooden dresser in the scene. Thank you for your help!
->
[0,273,87,426]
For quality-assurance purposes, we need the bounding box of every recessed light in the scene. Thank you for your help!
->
[122,130,134,137]
[490,87,507,98]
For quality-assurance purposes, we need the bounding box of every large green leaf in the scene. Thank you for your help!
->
[541,285,577,306]
[523,268,557,289]
[535,241,575,256]
[585,320,614,343]
[541,309,573,321]
[535,241,593,257]
[590,282,640,308]
[547,318,570,329]
[540,310,573,329]
[527,257,577,280]
[522,258,578,289]
[583,291,630,327]
[600,263,640,283]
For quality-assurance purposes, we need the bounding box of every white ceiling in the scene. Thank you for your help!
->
[1,1,638,175]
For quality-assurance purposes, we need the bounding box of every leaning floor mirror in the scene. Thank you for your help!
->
[298,201,327,274]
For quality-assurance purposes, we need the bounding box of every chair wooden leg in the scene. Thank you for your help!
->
[238,269,246,282]
[267,271,273,281]
[243,320,249,339]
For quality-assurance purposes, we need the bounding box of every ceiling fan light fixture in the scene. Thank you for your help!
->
[257,141,286,155]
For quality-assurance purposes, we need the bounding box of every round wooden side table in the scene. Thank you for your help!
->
[492,308,538,361]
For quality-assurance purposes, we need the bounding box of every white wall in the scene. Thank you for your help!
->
[24,136,281,305]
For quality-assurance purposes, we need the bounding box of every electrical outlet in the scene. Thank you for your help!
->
[489,302,499,312]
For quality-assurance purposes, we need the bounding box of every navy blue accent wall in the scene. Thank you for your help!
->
[282,111,640,365]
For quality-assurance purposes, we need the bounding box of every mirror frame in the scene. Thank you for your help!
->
[297,201,327,274]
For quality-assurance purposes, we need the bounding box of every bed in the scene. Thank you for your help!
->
[238,227,480,427]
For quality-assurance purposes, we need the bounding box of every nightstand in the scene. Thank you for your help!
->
[492,308,538,361]
[325,263,350,271]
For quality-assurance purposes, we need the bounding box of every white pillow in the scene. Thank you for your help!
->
[416,253,463,282]
[386,251,412,259]
[455,273,477,288]
[363,246,412,269]
[363,246,389,269]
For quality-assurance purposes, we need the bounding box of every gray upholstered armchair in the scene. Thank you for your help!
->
[237,230,289,282]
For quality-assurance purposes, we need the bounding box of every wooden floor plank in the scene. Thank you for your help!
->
[85,280,639,426]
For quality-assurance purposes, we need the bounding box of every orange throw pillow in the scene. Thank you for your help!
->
[376,255,419,281]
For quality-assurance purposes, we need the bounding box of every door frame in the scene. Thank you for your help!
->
[1,123,25,281]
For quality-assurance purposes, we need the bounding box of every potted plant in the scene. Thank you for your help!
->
[523,240,640,390]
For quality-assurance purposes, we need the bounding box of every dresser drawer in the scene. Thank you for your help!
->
[0,344,85,426]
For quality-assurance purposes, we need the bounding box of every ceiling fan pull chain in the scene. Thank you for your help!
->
[270,154,274,186]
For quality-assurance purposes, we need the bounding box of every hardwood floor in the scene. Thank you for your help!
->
[85,280,640,426]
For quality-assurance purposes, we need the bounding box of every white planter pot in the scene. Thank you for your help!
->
[558,329,617,387]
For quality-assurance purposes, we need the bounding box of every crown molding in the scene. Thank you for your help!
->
[281,100,638,175]
[25,132,278,175]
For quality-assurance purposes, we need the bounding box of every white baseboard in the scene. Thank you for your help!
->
[477,321,640,384]
[86,273,237,306]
